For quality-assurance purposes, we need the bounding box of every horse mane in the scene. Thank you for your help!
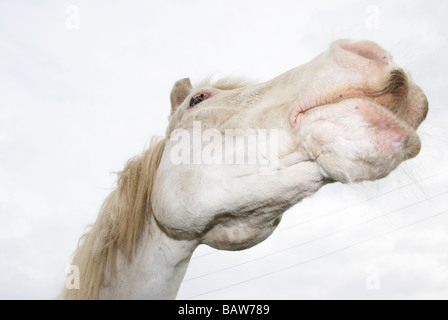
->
[194,75,254,91]
[58,137,166,299]
[58,76,250,300]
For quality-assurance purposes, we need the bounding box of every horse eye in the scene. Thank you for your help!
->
[189,93,208,108]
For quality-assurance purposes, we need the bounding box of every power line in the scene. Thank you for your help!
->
[191,169,448,260]
[183,189,448,283]
[277,169,448,232]
[184,208,448,299]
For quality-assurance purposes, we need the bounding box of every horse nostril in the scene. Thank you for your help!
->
[340,41,390,65]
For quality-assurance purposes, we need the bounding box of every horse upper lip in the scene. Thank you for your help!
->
[292,88,369,125]
[292,69,412,127]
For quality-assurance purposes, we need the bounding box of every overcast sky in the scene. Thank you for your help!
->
[0,0,447,299]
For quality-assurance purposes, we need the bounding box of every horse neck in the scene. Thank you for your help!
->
[98,214,198,299]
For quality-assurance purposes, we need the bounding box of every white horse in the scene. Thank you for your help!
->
[59,39,428,299]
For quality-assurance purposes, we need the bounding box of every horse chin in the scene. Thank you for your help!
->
[202,215,282,251]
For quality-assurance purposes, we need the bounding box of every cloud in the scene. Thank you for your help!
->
[0,0,447,299]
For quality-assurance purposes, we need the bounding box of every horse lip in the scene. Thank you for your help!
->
[291,88,369,126]
[291,68,415,128]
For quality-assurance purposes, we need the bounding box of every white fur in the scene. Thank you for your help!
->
[62,40,427,299]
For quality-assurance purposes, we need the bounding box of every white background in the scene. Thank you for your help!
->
[0,0,447,299]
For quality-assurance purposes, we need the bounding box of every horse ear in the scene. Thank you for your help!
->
[170,78,193,114]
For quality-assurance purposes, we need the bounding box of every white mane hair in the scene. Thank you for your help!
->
[58,76,252,300]
[58,138,166,299]
[193,75,255,90]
